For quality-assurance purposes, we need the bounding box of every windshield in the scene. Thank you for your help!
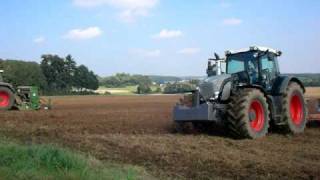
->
[226,52,257,74]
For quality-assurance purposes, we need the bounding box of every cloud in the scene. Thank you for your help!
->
[223,18,243,26]
[153,29,183,39]
[33,36,46,44]
[63,27,102,40]
[131,49,161,57]
[73,0,158,22]
[177,48,200,55]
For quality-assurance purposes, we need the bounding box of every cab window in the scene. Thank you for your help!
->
[261,56,274,72]
[227,59,245,74]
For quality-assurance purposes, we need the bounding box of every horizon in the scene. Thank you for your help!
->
[0,0,319,76]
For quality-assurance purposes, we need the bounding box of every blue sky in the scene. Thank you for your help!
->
[0,0,319,76]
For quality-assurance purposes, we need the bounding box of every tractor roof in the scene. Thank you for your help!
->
[225,46,282,56]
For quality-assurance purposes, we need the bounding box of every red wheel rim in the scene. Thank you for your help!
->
[0,91,10,107]
[249,100,265,132]
[290,94,303,125]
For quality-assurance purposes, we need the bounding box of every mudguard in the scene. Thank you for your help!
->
[272,75,305,95]
[0,82,15,93]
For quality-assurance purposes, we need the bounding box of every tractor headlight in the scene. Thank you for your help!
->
[214,91,220,99]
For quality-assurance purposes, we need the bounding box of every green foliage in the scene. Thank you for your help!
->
[286,74,320,87]
[0,60,47,89]
[100,73,152,88]
[163,82,196,94]
[40,54,99,94]
[0,54,99,95]
[137,84,152,94]
[189,79,201,86]
[0,140,144,180]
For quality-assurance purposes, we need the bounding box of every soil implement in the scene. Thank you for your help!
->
[174,46,320,139]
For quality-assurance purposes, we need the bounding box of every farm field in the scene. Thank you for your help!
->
[0,88,320,179]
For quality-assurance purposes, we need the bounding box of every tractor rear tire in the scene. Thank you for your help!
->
[280,82,307,134]
[0,87,14,110]
[226,89,270,139]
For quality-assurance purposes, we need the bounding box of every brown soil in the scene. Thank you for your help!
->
[0,94,320,180]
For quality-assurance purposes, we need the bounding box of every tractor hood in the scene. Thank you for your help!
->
[198,74,231,101]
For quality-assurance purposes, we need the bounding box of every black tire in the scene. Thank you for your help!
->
[0,86,14,110]
[192,122,208,133]
[226,89,270,139]
[174,122,194,134]
[280,82,307,134]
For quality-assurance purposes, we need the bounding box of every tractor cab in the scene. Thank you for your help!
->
[225,46,282,91]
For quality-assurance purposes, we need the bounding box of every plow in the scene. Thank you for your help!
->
[174,46,320,139]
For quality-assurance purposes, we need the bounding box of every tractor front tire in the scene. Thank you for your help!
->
[0,87,14,110]
[226,89,270,139]
[280,82,307,134]
[174,122,194,134]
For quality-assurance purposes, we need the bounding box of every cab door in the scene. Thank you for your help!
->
[259,53,279,91]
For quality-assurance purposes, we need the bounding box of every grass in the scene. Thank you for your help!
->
[0,139,150,180]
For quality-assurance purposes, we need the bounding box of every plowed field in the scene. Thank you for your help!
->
[0,88,319,179]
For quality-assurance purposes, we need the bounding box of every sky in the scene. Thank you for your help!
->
[0,0,319,76]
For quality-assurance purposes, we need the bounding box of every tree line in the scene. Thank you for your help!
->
[99,73,152,88]
[0,54,99,95]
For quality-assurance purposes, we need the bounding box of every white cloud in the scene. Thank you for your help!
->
[223,18,243,26]
[73,0,158,22]
[63,27,102,40]
[178,48,200,55]
[153,29,183,39]
[131,49,161,57]
[33,36,46,44]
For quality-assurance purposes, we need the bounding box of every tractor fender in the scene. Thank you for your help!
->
[0,82,15,93]
[272,76,305,95]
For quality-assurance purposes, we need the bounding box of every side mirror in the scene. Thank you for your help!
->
[214,53,220,60]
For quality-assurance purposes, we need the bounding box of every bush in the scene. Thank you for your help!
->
[163,82,195,94]
[137,84,152,94]
[104,91,112,95]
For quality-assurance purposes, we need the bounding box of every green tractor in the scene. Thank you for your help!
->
[0,70,42,111]
[174,46,307,139]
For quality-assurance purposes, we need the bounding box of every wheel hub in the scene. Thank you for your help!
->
[0,91,10,107]
[249,100,265,132]
[290,94,303,125]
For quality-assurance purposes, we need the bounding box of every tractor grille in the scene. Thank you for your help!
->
[199,82,215,100]
[198,74,231,101]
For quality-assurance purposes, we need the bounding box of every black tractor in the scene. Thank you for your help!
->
[174,46,307,139]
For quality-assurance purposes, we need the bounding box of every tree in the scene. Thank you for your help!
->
[163,82,195,94]
[40,54,66,91]
[137,83,152,94]
[0,60,47,89]
[63,55,77,88]
[100,74,153,88]
[74,65,99,91]
[40,54,99,93]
